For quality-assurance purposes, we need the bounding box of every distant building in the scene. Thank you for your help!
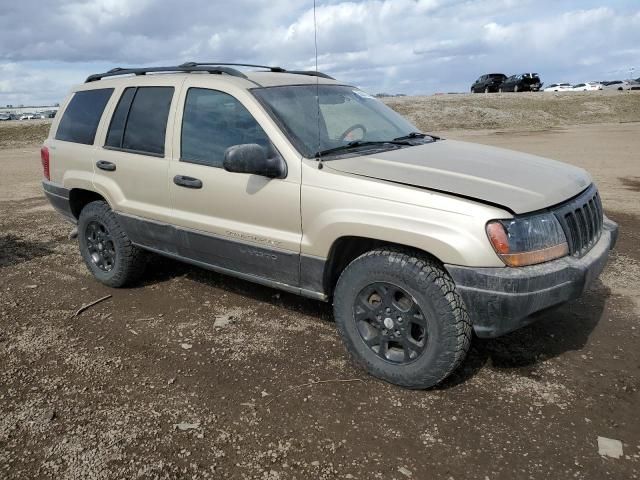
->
[0,105,60,115]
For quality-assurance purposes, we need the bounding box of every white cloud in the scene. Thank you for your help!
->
[60,0,153,31]
[0,0,639,105]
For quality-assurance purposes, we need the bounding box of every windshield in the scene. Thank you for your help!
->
[252,84,420,158]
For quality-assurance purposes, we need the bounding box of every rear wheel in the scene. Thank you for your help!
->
[333,249,472,389]
[78,201,147,287]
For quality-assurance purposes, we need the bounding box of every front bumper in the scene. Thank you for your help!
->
[445,218,618,338]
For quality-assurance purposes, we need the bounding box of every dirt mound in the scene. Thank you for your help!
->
[383,91,640,132]
[0,120,51,148]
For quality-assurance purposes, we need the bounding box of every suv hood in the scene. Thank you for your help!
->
[325,140,591,214]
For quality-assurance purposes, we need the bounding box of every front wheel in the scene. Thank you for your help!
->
[333,249,472,389]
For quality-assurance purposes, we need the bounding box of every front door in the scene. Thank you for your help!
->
[168,81,302,286]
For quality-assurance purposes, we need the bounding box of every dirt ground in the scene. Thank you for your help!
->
[1,96,639,479]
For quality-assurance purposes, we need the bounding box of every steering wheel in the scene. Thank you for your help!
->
[339,124,367,142]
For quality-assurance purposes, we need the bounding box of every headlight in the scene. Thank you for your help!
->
[486,213,568,267]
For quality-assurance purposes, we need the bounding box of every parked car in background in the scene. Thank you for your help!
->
[471,73,507,93]
[602,80,632,91]
[19,113,35,120]
[572,82,602,91]
[543,83,572,92]
[499,73,542,92]
[0,113,11,121]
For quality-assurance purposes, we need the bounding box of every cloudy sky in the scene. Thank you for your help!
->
[1,0,639,106]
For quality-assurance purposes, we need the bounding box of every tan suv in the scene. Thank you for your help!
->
[42,63,618,388]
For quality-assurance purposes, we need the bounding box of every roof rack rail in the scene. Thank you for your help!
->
[181,62,335,80]
[286,70,334,80]
[85,65,247,83]
[179,62,286,73]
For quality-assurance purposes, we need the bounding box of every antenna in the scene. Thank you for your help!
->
[313,0,323,169]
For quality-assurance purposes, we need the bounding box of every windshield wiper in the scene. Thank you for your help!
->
[314,140,411,158]
[393,132,440,141]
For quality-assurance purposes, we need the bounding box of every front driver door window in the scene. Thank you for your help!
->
[181,88,277,167]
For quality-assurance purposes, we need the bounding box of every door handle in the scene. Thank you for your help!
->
[96,160,116,171]
[173,175,203,189]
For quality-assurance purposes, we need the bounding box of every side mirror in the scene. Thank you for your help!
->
[223,144,286,179]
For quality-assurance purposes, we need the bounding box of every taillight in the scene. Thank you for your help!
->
[40,146,50,180]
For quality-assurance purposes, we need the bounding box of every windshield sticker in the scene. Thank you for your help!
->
[353,89,375,100]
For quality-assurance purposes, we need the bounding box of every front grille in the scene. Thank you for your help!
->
[553,184,603,257]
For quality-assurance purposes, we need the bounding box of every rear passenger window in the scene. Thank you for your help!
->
[181,88,272,168]
[105,86,174,156]
[55,89,113,145]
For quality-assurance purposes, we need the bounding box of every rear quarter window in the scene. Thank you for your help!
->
[55,88,114,145]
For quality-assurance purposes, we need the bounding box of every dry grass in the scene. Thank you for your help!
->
[383,90,640,132]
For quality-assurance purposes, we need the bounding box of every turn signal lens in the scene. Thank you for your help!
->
[486,222,509,255]
[486,213,569,267]
[499,244,569,267]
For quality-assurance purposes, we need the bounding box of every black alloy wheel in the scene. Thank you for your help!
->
[85,220,116,272]
[354,282,428,364]
[332,249,472,388]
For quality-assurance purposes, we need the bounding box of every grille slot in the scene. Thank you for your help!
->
[554,185,603,257]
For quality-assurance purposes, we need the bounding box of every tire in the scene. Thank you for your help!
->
[498,87,503,93]
[484,87,489,94]
[514,84,519,92]
[333,249,472,389]
[77,200,147,287]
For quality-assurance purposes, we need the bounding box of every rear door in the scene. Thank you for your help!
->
[167,79,302,286]
[93,78,181,242]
